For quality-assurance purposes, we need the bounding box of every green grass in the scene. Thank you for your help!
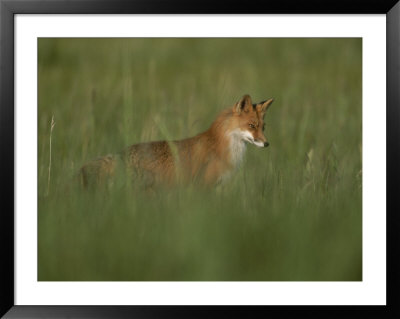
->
[38,38,362,281]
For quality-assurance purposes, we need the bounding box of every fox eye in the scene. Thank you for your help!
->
[249,124,255,129]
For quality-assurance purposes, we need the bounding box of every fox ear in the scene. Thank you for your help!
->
[257,98,274,116]
[234,94,253,114]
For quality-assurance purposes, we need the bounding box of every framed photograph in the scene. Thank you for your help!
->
[1,0,399,318]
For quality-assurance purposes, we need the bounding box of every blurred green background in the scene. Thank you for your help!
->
[38,38,362,281]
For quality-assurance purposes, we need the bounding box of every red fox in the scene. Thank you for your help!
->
[79,94,274,188]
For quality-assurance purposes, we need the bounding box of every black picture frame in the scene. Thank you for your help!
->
[1,0,399,318]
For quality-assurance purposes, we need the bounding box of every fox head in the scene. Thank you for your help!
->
[231,94,274,148]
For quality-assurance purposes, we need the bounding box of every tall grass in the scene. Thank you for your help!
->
[38,38,362,281]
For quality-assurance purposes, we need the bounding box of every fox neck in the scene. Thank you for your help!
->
[227,129,247,168]
[206,109,247,169]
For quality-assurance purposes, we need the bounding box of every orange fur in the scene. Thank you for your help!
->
[79,94,274,188]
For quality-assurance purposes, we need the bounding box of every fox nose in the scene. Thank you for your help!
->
[264,142,269,147]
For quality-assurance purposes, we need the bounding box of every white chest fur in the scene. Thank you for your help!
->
[228,129,247,169]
